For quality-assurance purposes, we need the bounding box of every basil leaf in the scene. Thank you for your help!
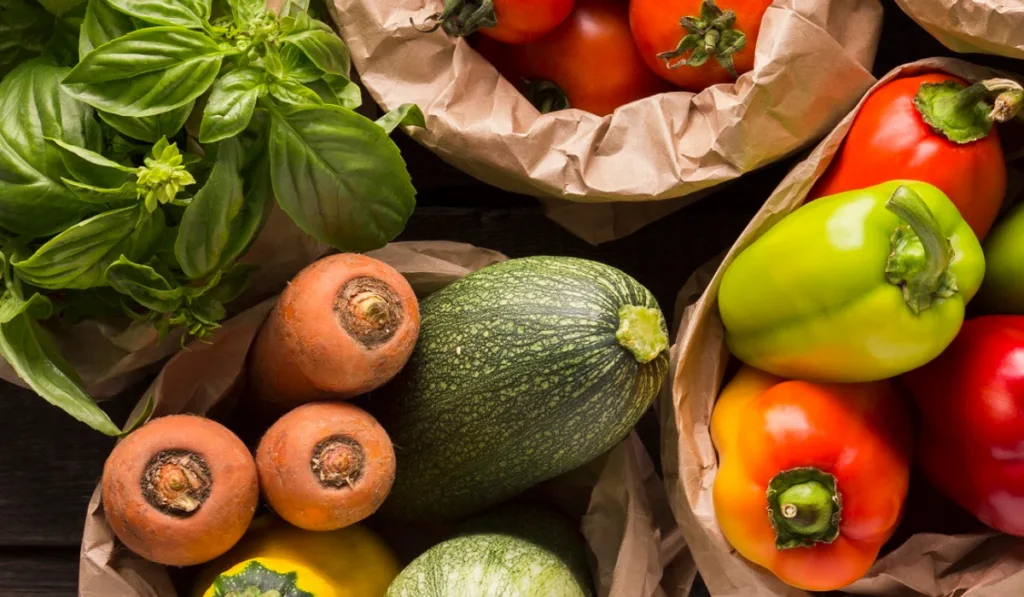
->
[190,295,226,325]
[306,74,361,109]
[0,292,54,324]
[105,256,182,312]
[269,78,323,107]
[61,178,136,205]
[37,0,87,16]
[203,262,258,303]
[105,0,211,29]
[268,104,415,251]
[44,136,135,188]
[0,310,122,436]
[44,6,86,67]
[0,0,53,78]
[14,205,165,289]
[376,104,425,134]
[218,153,272,267]
[281,16,350,77]
[198,68,264,144]
[262,45,286,79]
[281,44,323,83]
[63,27,228,117]
[0,59,100,237]
[175,137,247,279]
[230,0,265,26]
[278,0,310,18]
[79,0,136,59]
[98,102,194,143]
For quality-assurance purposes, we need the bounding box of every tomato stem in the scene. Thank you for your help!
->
[884,186,958,315]
[414,0,498,38]
[523,79,571,113]
[656,0,747,78]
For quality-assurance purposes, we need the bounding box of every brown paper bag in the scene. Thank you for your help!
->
[661,59,1024,597]
[895,0,1024,59]
[324,0,883,243]
[79,240,687,597]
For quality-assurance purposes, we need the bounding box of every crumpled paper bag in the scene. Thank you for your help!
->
[0,204,325,400]
[79,240,688,597]
[895,0,1024,59]
[325,0,883,243]
[660,59,1024,597]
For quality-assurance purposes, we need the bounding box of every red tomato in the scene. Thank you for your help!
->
[810,73,1007,240]
[630,0,771,91]
[473,0,672,116]
[438,0,575,44]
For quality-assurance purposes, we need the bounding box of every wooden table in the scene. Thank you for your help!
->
[1,7,1018,595]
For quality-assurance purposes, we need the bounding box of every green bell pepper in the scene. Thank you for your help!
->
[977,202,1024,314]
[718,180,985,383]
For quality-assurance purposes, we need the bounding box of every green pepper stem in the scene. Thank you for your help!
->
[767,467,842,550]
[914,78,1024,143]
[982,78,1024,123]
[884,186,957,314]
[616,305,669,364]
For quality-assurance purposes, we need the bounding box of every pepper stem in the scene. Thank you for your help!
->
[616,305,669,364]
[884,186,959,315]
[914,78,1024,143]
[657,0,747,77]
[414,0,497,38]
[767,467,842,550]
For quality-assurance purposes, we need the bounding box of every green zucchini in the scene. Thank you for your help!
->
[374,256,669,522]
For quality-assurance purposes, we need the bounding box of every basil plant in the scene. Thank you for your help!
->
[0,0,422,434]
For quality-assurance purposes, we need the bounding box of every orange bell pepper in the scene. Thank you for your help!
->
[711,366,913,591]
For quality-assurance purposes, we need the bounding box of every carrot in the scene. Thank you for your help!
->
[256,402,396,531]
[249,253,420,406]
[101,415,259,567]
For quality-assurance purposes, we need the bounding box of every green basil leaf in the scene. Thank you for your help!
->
[97,101,193,143]
[262,45,286,79]
[203,262,257,303]
[44,136,135,188]
[63,27,228,117]
[37,0,87,16]
[269,78,323,107]
[175,137,246,279]
[230,0,265,26]
[0,1,52,78]
[304,73,361,109]
[105,0,211,29]
[0,292,54,324]
[0,311,121,435]
[0,59,101,237]
[79,0,136,60]
[190,295,226,325]
[375,104,425,134]
[268,104,415,251]
[218,152,272,267]
[105,256,183,312]
[280,44,323,83]
[61,178,137,205]
[198,68,264,144]
[44,6,86,68]
[278,0,310,18]
[14,205,165,289]
[281,17,350,77]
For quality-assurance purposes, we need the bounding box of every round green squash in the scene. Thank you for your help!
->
[373,256,669,522]
[386,505,593,597]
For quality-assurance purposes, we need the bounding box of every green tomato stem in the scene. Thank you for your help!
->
[616,305,669,364]
[523,79,571,114]
[415,0,497,38]
[767,467,842,550]
[657,0,746,77]
[884,186,958,315]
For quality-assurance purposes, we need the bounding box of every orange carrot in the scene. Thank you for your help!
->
[249,253,419,406]
[101,415,259,566]
[256,402,396,531]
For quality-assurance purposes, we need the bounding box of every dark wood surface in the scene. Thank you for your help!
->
[1,5,1019,596]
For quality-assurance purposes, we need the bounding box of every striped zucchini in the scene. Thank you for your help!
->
[373,256,669,522]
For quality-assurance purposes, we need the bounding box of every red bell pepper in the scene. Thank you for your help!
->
[810,73,1023,240]
[902,316,1024,536]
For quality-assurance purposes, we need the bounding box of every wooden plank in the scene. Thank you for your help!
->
[0,383,138,547]
[0,550,79,596]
